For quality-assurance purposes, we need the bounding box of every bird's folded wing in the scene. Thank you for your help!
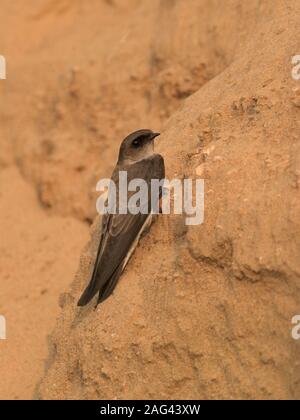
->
[77,154,165,306]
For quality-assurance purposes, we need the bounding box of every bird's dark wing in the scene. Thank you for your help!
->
[77,154,165,307]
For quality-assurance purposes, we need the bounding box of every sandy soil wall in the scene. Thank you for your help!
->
[0,0,299,400]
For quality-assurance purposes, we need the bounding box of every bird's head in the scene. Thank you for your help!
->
[118,129,160,164]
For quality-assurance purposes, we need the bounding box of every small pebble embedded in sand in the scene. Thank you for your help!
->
[202,144,215,158]
[213,155,223,162]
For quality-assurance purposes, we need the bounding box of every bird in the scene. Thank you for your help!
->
[78,129,165,307]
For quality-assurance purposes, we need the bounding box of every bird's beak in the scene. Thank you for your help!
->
[150,132,160,140]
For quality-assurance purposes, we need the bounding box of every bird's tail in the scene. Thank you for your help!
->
[78,260,123,307]
[96,263,123,307]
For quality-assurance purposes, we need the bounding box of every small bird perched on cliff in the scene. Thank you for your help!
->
[78,129,165,307]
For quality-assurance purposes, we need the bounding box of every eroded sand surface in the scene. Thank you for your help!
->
[0,0,300,400]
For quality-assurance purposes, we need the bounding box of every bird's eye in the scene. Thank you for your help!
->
[132,139,140,147]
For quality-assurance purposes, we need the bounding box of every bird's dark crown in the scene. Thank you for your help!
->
[118,129,160,163]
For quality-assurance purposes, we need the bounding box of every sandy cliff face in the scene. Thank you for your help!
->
[0,167,88,399]
[1,0,265,222]
[36,0,300,400]
[1,0,300,400]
